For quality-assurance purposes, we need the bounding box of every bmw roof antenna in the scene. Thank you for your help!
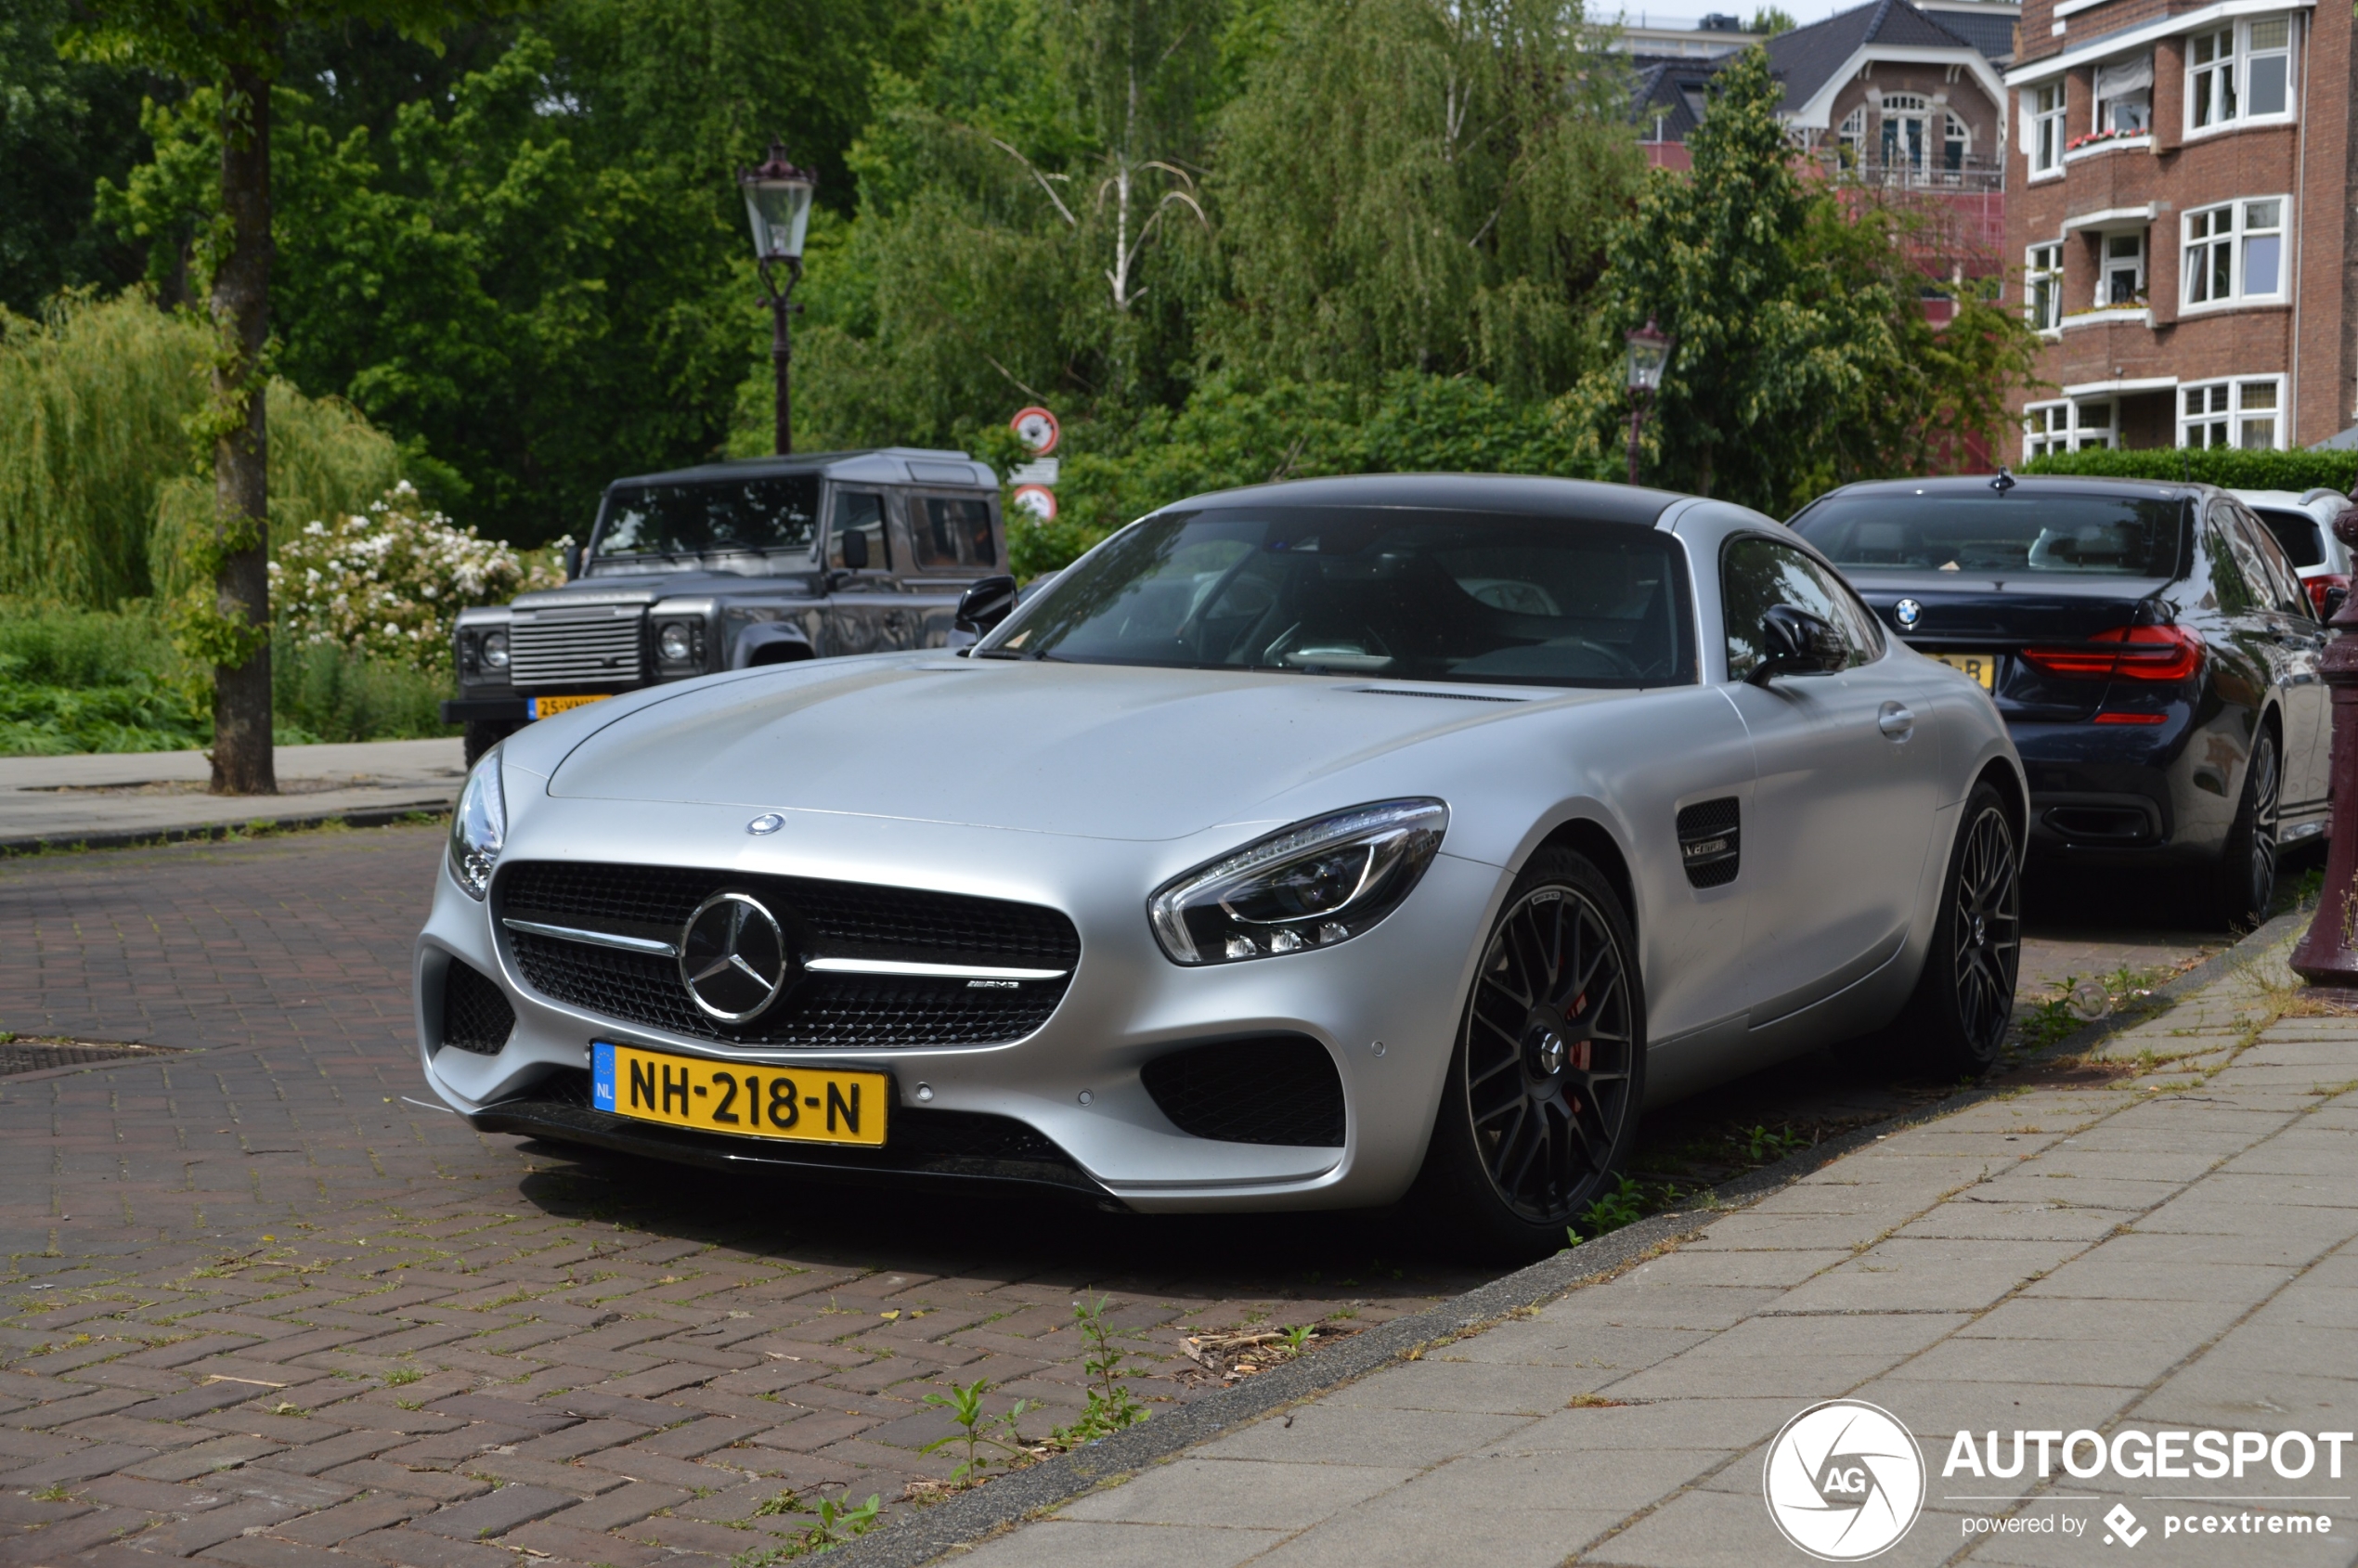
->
[1990,466,2015,494]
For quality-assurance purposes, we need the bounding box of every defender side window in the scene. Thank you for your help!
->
[828,491,890,572]
[913,496,997,570]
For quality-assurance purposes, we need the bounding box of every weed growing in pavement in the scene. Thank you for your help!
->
[1570,1174,1645,1241]
[382,1366,421,1386]
[1732,1123,1812,1162]
[394,1397,423,1411]
[730,1493,882,1562]
[1056,1295,1149,1444]
[31,1485,70,1502]
[1279,1324,1315,1353]
[919,1377,1036,1487]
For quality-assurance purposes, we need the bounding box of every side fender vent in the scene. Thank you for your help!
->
[1142,1037,1344,1147]
[1677,797,1742,888]
[441,959,516,1056]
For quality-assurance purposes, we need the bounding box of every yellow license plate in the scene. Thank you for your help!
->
[591,1043,887,1147]
[531,693,610,719]
[1932,652,1997,690]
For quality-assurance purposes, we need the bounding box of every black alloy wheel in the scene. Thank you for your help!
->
[1843,781,2021,1080]
[1413,847,1645,1259]
[2211,729,2279,929]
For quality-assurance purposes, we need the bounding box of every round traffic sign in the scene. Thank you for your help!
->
[1011,484,1057,521]
[1010,406,1060,456]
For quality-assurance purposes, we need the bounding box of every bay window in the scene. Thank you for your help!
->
[2101,232,2144,306]
[2183,198,2287,307]
[2026,400,2118,456]
[2187,17,2296,133]
[2027,242,2063,331]
[2181,379,2284,449]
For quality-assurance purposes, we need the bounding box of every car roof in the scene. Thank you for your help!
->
[1802,474,2200,509]
[605,447,995,491]
[1162,473,1689,525]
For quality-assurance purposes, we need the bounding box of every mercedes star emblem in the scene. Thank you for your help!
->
[747,812,784,836]
[1894,597,1922,629]
[679,891,790,1023]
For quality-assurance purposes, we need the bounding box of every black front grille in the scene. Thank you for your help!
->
[441,959,516,1056]
[1141,1037,1345,1147]
[1676,797,1742,888]
[497,862,1078,1048]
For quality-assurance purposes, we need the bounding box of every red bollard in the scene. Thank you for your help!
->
[2290,508,2358,987]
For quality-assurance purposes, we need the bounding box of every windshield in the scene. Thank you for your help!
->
[594,475,821,558]
[981,507,1695,688]
[1793,493,2185,577]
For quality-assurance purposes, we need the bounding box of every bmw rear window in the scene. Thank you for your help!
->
[1793,494,2184,577]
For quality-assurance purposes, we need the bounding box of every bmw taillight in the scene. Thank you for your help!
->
[2307,573,2351,619]
[2019,625,2202,683]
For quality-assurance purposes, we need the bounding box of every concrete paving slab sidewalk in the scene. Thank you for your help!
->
[922,927,2358,1567]
[0,738,464,849]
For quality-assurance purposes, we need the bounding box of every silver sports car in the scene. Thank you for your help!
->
[417,474,2025,1256]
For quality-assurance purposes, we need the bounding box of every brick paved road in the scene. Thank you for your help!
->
[0,827,1483,1568]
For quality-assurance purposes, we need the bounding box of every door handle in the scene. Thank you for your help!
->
[1877,702,1915,739]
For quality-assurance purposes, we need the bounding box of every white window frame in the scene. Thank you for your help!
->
[2026,82,2066,175]
[2099,230,2146,307]
[2184,16,2297,137]
[2181,195,2289,311]
[2179,376,2287,449]
[2027,241,2064,332]
[2025,398,2118,456]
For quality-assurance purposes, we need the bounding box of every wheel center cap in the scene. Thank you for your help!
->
[1971,914,1987,948]
[1535,1030,1567,1077]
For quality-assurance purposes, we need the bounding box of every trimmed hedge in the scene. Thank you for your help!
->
[2019,447,2357,494]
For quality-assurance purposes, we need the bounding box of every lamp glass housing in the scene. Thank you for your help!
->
[741,173,815,263]
[1625,322,1671,394]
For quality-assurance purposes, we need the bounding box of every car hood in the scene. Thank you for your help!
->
[544,656,1602,841]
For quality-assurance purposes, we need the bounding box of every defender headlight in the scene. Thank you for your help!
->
[658,621,694,663]
[482,628,510,669]
[1148,799,1447,965]
[448,747,507,900]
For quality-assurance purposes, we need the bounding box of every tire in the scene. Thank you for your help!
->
[463,719,521,767]
[1880,782,2023,1079]
[2209,725,2280,930]
[1411,847,1647,1262]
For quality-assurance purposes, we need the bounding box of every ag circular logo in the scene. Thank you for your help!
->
[679,891,791,1023]
[1893,597,1922,629]
[1763,1400,1924,1562]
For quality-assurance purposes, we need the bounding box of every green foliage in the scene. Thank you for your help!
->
[1745,6,1797,34]
[272,639,452,743]
[919,1377,1035,1487]
[1564,48,2040,513]
[1570,1174,1644,1241]
[1206,0,1639,399]
[0,0,159,314]
[1055,1295,1149,1445]
[2020,446,2358,494]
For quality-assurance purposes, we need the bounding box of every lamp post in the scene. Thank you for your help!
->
[2289,506,2358,991]
[1624,317,1672,487]
[737,143,818,456]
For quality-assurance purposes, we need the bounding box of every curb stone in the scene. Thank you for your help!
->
[835,903,2309,1568]
[0,800,452,857]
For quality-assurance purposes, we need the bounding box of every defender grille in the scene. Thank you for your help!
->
[1676,797,1742,889]
[497,862,1079,1048]
[510,603,644,687]
[441,959,515,1056]
[1142,1037,1345,1147]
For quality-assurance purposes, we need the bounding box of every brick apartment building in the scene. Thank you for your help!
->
[2004,0,2358,456]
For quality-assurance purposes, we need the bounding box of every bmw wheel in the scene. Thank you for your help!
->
[1414,847,1645,1261]
[2209,726,2280,930]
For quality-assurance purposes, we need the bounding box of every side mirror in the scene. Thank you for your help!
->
[1747,604,1847,684]
[563,543,582,581]
[2326,585,2350,619]
[838,528,870,572]
[955,575,1019,636]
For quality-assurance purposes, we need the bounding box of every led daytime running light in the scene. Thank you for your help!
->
[447,747,507,900]
[1148,799,1448,965]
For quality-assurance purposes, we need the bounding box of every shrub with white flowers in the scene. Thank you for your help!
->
[269,483,564,672]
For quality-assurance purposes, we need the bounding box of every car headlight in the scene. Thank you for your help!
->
[1148,799,1448,965]
[658,621,694,663]
[448,747,507,900]
[482,628,510,669]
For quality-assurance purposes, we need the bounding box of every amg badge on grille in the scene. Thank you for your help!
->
[679,892,792,1023]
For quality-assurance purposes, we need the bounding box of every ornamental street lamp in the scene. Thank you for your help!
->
[2290,505,2358,991]
[1624,317,1672,487]
[738,142,818,455]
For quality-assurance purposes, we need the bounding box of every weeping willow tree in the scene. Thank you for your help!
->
[0,290,402,609]
[1204,0,1641,399]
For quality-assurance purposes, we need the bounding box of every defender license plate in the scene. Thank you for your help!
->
[531,693,610,719]
[1931,652,1996,691]
[591,1043,887,1147]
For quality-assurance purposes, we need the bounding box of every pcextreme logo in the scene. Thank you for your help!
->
[1764,1400,1927,1561]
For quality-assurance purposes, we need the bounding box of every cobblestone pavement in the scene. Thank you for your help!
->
[0,826,2248,1568]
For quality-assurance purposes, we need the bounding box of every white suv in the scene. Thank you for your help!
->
[2233,487,2352,618]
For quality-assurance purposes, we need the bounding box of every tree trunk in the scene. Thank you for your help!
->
[209,59,275,797]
